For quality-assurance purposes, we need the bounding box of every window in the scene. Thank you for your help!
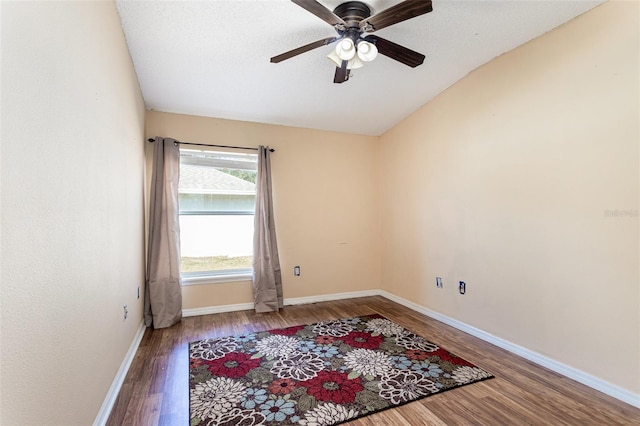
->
[178,149,257,283]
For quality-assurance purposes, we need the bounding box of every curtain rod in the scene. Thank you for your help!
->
[147,138,275,152]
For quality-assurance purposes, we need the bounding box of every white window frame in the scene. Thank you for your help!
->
[181,271,252,286]
[178,149,256,286]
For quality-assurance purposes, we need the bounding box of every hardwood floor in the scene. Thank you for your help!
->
[106,296,640,425]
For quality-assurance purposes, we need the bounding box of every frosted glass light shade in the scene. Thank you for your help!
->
[357,41,378,62]
[335,38,356,60]
[327,50,343,67]
[347,56,364,70]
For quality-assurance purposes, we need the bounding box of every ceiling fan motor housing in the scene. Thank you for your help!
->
[333,1,371,29]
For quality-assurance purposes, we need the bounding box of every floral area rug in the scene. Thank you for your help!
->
[189,314,494,425]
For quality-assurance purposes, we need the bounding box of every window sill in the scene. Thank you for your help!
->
[182,272,252,286]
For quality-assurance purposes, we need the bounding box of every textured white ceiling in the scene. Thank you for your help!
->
[116,0,603,136]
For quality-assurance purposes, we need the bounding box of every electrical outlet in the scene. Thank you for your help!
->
[459,281,466,295]
[123,304,128,320]
[436,277,443,288]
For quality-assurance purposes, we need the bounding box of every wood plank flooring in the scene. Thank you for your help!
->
[106,296,640,425]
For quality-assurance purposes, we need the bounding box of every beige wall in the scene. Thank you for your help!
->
[146,112,381,309]
[1,1,146,424]
[2,2,632,423]
[380,0,639,394]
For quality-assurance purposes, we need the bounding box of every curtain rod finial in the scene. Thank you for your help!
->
[148,138,155,143]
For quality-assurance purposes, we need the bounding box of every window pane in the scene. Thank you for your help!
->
[178,149,257,275]
[179,193,255,212]
[179,214,254,273]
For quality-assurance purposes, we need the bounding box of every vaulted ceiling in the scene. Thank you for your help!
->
[116,0,603,136]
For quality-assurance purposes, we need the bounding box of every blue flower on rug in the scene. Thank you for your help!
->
[240,387,267,410]
[390,355,413,370]
[313,344,341,358]
[235,333,256,343]
[298,339,317,353]
[411,360,445,378]
[259,396,296,421]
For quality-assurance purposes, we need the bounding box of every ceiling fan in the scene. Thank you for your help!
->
[270,0,433,84]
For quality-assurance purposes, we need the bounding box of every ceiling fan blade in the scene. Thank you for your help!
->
[333,60,349,84]
[364,35,425,67]
[292,0,347,29]
[271,36,340,63]
[360,0,432,32]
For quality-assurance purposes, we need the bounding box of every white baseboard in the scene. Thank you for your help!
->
[378,290,640,409]
[183,302,254,317]
[284,290,380,306]
[182,290,380,317]
[93,320,146,426]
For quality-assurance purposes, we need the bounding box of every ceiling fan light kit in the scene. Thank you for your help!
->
[271,0,432,84]
[327,40,375,69]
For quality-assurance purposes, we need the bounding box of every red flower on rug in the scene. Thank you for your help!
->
[190,357,206,369]
[270,325,304,336]
[315,335,335,345]
[405,349,430,361]
[342,331,384,349]
[429,348,475,367]
[268,378,297,395]
[205,351,260,378]
[304,370,364,404]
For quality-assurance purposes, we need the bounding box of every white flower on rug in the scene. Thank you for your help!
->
[395,332,439,352]
[378,370,439,404]
[451,366,493,384]
[270,352,325,381]
[190,377,247,421]
[254,335,300,357]
[365,318,405,336]
[344,348,394,377]
[190,337,237,360]
[298,402,359,425]
[312,320,354,337]
[202,407,266,426]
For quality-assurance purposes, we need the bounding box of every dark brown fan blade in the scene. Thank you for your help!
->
[292,0,347,28]
[333,60,349,83]
[271,36,340,63]
[360,0,432,32]
[364,35,425,67]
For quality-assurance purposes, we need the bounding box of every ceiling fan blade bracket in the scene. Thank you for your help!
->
[360,22,374,33]
[334,23,347,33]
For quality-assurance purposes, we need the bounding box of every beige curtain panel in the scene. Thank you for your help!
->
[252,145,283,312]
[144,137,182,328]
